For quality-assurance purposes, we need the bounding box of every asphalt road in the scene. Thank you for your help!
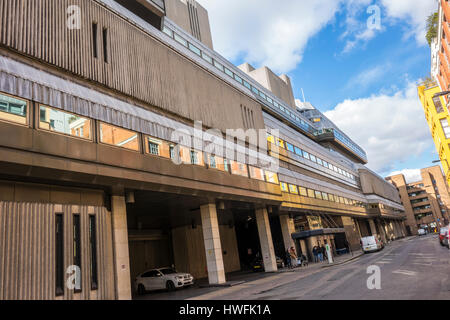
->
[190,234,450,300]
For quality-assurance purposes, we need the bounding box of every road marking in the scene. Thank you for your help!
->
[392,270,417,276]
[412,263,432,266]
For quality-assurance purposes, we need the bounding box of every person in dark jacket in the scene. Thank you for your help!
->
[312,246,319,263]
[285,249,292,269]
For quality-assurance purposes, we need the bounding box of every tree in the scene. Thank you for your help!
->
[426,12,439,47]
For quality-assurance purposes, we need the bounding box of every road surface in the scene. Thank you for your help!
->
[189,234,450,300]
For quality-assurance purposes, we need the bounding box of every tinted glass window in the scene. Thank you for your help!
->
[0,93,27,124]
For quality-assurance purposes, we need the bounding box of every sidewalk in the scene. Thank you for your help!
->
[278,251,364,273]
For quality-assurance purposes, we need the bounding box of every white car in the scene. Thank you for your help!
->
[361,236,383,253]
[418,229,426,236]
[135,268,194,295]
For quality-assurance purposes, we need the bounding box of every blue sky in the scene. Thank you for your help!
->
[197,0,440,182]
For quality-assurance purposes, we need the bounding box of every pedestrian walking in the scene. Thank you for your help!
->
[318,245,324,262]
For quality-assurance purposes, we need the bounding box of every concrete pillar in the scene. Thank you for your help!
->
[279,214,296,254]
[368,219,378,237]
[111,195,132,300]
[299,239,308,256]
[342,216,362,252]
[255,208,277,272]
[377,219,387,243]
[200,203,226,285]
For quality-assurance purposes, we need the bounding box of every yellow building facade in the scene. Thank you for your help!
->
[418,84,450,184]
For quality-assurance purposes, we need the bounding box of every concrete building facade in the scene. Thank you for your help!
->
[386,166,450,235]
[0,0,406,300]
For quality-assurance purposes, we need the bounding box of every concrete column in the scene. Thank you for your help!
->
[342,216,362,252]
[279,214,296,254]
[377,219,387,243]
[368,219,378,237]
[111,195,132,300]
[255,208,277,272]
[200,203,226,285]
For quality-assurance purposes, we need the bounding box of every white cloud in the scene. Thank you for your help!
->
[380,0,438,46]
[196,0,342,74]
[388,168,422,184]
[196,0,437,73]
[345,65,388,89]
[324,82,434,174]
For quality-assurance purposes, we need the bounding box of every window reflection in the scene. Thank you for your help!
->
[99,123,139,151]
[0,92,27,125]
[39,105,91,139]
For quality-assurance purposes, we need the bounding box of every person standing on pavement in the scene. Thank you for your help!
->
[289,247,298,268]
[321,244,327,262]
[285,249,292,269]
[312,246,318,263]
[318,245,324,262]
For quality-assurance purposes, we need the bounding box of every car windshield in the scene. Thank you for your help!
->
[159,268,177,275]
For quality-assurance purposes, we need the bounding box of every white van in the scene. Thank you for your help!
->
[361,236,383,253]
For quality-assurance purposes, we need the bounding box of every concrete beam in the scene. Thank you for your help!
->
[279,214,296,254]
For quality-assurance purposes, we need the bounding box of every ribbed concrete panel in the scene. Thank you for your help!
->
[0,202,114,300]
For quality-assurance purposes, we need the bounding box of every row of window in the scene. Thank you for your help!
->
[279,181,366,208]
[0,92,280,185]
[267,135,357,181]
[161,24,314,134]
[415,212,433,221]
[55,214,98,296]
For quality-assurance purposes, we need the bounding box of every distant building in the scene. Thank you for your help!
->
[386,166,450,235]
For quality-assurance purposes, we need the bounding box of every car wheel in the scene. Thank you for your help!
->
[166,281,176,292]
[137,284,146,296]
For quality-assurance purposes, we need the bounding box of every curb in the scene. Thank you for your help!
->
[320,252,364,268]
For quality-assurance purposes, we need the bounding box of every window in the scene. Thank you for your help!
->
[55,214,64,296]
[73,214,81,292]
[289,184,298,194]
[265,171,279,184]
[102,28,108,63]
[243,80,251,90]
[315,191,322,199]
[302,150,310,160]
[148,141,159,155]
[0,92,28,125]
[39,105,91,139]
[329,194,335,202]
[252,86,259,95]
[188,150,197,165]
[213,59,224,71]
[276,139,285,149]
[307,189,315,198]
[209,155,217,168]
[286,143,294,152]
[249,166,265,181]
[433,96,444,113]
[174,33,187,47]
[188,43,201,56]
[162,26,173,38]
[280,182,289,192]
[344,198,349,205]
[89,215,98,290]
[441,119,450,139]
[317,158,323,166]
[299,187,308,197]
[323,161,328,168]
[201,52,212,64]
[224,67,233,78]
[99,123,139,151]
[92,23,98,58]
[230,160,248,177]
[294,147,302,156]
[234,74,243,84]
[322,192,329,201]
[310,154,317,163]
[339,196,345,204]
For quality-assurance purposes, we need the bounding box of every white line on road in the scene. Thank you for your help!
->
[392,270,417,276]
